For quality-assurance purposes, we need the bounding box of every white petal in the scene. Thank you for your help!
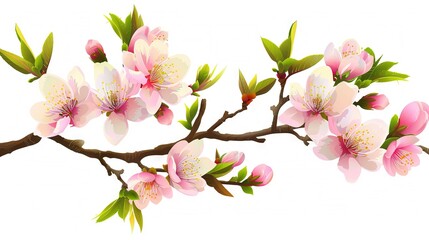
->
[279,107,306,127]
[305,114,329,143]
[356,149,385,171]
[328,105,361,136]
[313,136,343,160]
[39,74,72,102]
[152,54,190,86]
[104,112,128,145]
[326,82,358,116]
[289,83,308,111]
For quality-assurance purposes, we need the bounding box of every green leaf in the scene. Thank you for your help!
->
[288,21,297,56]
[241,186,253,195]
[178,120,192,130]
[197,64,210,83]
[42,32,53,69]
[364,47,375,59]
[237,166,248,182]
[288,54,323,75]
[125,190,139,201]
[238,70,250,94]
[389,114,399,134]
[355,79,372,89]
[207,162,234,178]
[204,67,226,89]
[106,16,122,39]
[118,197,130,221]
[28,76,40,83]
[131,5,144,37]
[189,99,199,122]
[107,13,126,40]
[372,76,408,83]
[185,104,191,123]
[381,137,400,149]
[96,199,120,223]
[34,54,43,71]
[248,75,257,92]
[123,14,132,45]
[202,174,233,197]
[373,61,397,72]
[129,206,135,231]
[261,37,283,62]
[229,176,238,182]
[0,48,34,74]
[133,202,144,232]
[255,78,276,96]
[282,58,297,72]
[15,24,35,64]
[279,39,291,60]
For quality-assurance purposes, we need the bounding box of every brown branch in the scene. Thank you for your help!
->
[207,105,247,132]
[185,99,207,141]
[271,80,290,131]
[420,145,429,155]
[0,133,41,157]
[98,157,127,188]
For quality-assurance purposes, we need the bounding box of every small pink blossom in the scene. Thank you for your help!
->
[383,136,422,176]
[155,104,173,125]
[85,40,107,63]
[127,171,173,210]
[220,151,245,167]
[167,139,216,196]
[279,66,358,142]
[397,101,429,135]
[313,106,388,182]
[123,39,192,114]
[31,67,100,137]
[356,93,389,110]
[250,164,273,186]
[93,62,149,145]
[324,39,374,81]
[128,26,168,53]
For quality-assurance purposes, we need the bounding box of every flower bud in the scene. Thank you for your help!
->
[221,151,245,167]
[356,93,389,110]
[85,40,107,63]
[249,164,273,186]
[155,104,173,125]
[242,93,256,106]
[397,101,429,135]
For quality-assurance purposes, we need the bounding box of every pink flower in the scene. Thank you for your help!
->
[85,40,107,63]
[167,139,216,196]
[383,136,422,176]
[397,101,429,135]
[123,39,192,114]
[128,26,168,53]
[279,66,358,142]
[220,151,245,167]
[313,106,388,182]
[249,164,273,186]
[127,171,173,210]
[324,39,374,81]
[30,67,100,137]
[155,104,173,125]
[93,62,149,145]
[356,93,389,110]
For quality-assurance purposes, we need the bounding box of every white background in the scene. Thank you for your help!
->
[1,0,428,239]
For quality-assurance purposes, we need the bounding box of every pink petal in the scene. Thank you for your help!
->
[134,198,150,210]
[37,117,71,137]
[356,149,385,171]
[159,83,192,104]
[396,135,420,149]
[179,139,204,160]
[328,105,361,136]
[128,172,155,188]
[124,68,147,85]
[128,26,150,52]
[30,102,57,123]
[72,96,101,127]
[289,83,308,112]
[279,107,306,127]
[154,54,190,86]
[324,43,341,75]
[167,154,181,183]
[172,181,198,196]
[104,112,128,145]
[148,40,169,66]
[120,97,149,122]
[326,82,358,116]
[140,87,162,114]
[305,66,334,104]
[305,114,329,143]
[313,136,343,160]
[338,154,361,182]
[356,119,388,153]
[35,123,55,137]
[341,39,360,58]
[67,67,89,103]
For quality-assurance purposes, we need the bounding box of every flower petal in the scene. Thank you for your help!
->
[328,105,361,136]
[289,83,308,112]
[354,119,388,153]
[50,116,71,137]
[179,139,204,160]
[104,112,128,145]
[313,136,343,160]
[72,96,101,127]
[324,43,341,75]
[67,66,89,103]
[30,102,57,123]
[39,74,72,102]
[279,107,306,127]
[305,113,329,143]
[140,87,162,114]
[326,82,358,116]
[159,83,192,104]
[196,157,216,176]
[305,66,334,107]
[153,54,190,86]
[120,97,149,122]
[338,154,361,182]
[356,148,385,171]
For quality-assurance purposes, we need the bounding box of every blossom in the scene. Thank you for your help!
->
[93,62,149,145]
[279,66,358,142]
[324,39,373,81]
[313,106,388,182]
[219,151,245,167]
[167,139,216,195]
[155,104,173,125]
[249,164,273,186]
[123,39,192,114]
[127,171,173,210]
[30,67,100,137]
[383,136,422,176]
[128,26,168,53]
[397,101,429,135]
[356,93,389,110]
[85,39,107,63]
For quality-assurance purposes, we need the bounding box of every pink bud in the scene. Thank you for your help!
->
[155,104,173,125]
[250,164,273,186]
[397,101,429,135]
[221,151,245,167]
[357,93,389,110]
[85,40,107,63]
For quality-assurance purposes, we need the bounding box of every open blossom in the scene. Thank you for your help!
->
[30,67,100,137]
[356,93,389,110]
[219,151,245,167]
[167,139,216,195]
[383,136,422,176]
[397,101,429,135]
[123,39,192,114]
[279,66,358,142]
[93,62,149,145]
[324,39,373,81]
[128,26,168,53]
[127,171,173,210]
[249,164,273,186]
[313,106,388,182]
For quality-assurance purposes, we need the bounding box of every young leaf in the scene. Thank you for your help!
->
[107,13,126,40]
[261,37,283,62]
[118,197,130,221]
[288,54,323,75]
[241,186,253,195]
[96,199,120,223]
[185,104,191,123]
[238,70,250,94]
[123,14,132,45]
[0,49,34,74]
[279,39,291,60]
[129,207,135,231]
[197,64,210,83]
[255,78,276,95]
[248,75,257,92]
[42,33,54,69]
[237,166,248,182]
[131,5,144,36]
[106,15,122,39]
[15,24,35,63]
[125,190,139,201]
[373,61,397,72]
[282,58,297,72]
[381,137,400,149]
[204,67,226,89]
[364,47,375,59]
[178,120,192,130]
[207,162,234,178]
[132,202,144,232]
[202,174,233,197]
[288,21,297,56]
[389,114,399,134]
[189,99,199,122]
[34,55,43,71]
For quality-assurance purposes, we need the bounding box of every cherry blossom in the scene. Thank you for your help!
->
[397,101,429,135]
[383,136,422,176]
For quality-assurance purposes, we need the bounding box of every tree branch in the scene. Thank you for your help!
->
[186,99,207,141]
[271,80,290,131]
[420,145,429,155]
[98,157,127,188]
[0,133,41,157]
[207,104,247,132]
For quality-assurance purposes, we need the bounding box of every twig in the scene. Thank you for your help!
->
[207,105,247,132]
[0,133,41,157]
[98,157,127,188]
[186,99,207,141]
[420,145,429,155]
[271,81,290,131]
